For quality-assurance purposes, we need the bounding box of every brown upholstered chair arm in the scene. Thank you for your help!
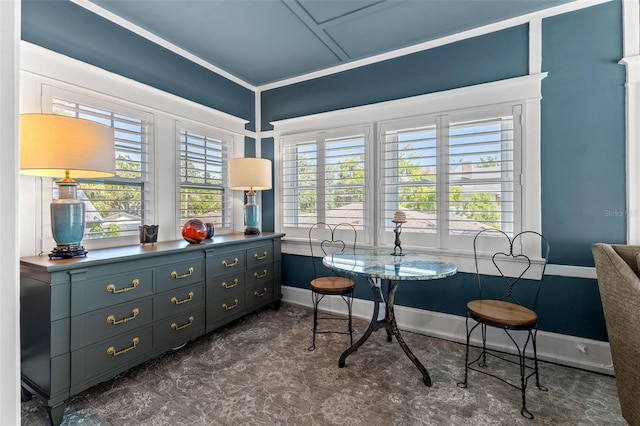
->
[592,243,640,426]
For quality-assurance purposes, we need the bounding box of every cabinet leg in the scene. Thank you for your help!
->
[273,299,282,311]
[20,386,34,402]
[47,403,66,426]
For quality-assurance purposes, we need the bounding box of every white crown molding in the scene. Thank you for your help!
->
[282,286,613,375]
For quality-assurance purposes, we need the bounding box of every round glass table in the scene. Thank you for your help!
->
[323,249,457,386]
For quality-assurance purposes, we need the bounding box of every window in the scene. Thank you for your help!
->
[45,87,152,242]
[178,121,234,231]
[274,74,545,258]
[380,105,521,251]
[280,126,369,239]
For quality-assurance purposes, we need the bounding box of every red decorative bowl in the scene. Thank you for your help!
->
[181,219,207,244]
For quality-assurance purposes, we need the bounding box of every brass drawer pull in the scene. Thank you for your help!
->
[254,288,268,297]
[254,270,268,279]
[254,251,268,260]
[106,308,140,325]
[171,316,195,331]
[106,337,140,356]
[221,258,239,268]
[106,279,139,294]
[171,267,194,279]
[222,299,239,310]
[171,292,194,305]
[221,278,239,289]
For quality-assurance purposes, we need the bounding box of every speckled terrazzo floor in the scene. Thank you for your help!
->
[21,302,625,426]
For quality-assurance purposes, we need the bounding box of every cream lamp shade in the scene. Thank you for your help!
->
[19,113,115,259]
[228,157,272,235]
[20,113,116,179]
[228,157,272,193]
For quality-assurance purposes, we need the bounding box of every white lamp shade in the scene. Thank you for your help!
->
[20,113,116,178]
[228,157,272,191]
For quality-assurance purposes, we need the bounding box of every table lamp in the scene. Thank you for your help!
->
[20,114,115,259]
[228,157,272,235]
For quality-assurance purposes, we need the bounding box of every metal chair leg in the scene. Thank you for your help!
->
[457,316,473,388]
[308,292,321,351]
[479,323,487,367]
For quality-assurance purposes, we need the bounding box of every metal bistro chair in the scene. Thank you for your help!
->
[307,222,357,351]
[458,229,550,419]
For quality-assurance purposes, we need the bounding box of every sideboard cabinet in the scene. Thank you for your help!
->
[20,233,283,425]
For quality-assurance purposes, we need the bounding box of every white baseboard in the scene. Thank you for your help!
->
[282,285,614,376]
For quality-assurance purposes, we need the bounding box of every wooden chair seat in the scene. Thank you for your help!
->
[311,276,355,293]
[467,299,537,328]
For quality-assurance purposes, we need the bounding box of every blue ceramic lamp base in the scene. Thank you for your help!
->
[244,194,261,235]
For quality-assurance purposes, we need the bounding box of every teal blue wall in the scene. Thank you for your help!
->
[269,2,623,342]
[541,2,626,266]
[21,0,255,129]
[261,25,529,131]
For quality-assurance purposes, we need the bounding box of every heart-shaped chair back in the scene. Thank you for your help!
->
[309,222,358,278]
[473,229,550,308]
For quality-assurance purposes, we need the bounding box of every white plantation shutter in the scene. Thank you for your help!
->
[447,111,517,235]
[380,105,522,250]
[381,118,438,245]
[281,127,368,239]
[178,123,233,230]
[49,92,152,240]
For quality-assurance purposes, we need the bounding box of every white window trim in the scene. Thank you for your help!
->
[273,73,547,277]
[621,0,640,244]
[277,124,373,244]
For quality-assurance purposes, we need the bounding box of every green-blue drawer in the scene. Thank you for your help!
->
[76,269,154,313]
[246,244,273,269]
[155,308,205,350]
[156,258,205,290]
[155,282,204,320]
[207,250,246,277]
[70,297,154,351]
[207,272,245,300]
[70,325,154,387]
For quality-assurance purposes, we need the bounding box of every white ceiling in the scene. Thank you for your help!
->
[87,0,572,86]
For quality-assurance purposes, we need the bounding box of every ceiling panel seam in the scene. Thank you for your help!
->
[313,0,399,29]
[282,0,349,61]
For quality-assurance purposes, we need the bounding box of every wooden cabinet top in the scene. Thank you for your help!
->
[21,232,285,272]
